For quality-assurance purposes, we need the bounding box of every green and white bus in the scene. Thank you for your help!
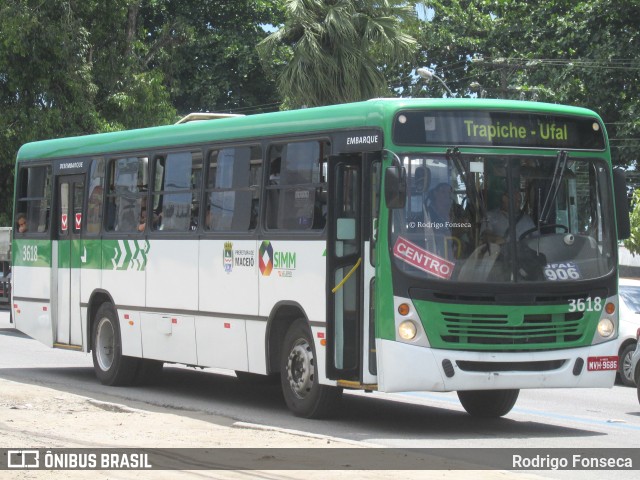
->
[10,98,630,418]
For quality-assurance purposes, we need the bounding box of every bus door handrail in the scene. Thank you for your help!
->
[331,258,362,293]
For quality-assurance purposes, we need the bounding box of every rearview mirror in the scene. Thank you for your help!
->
[613,168,630,240]
[384,166,406,209]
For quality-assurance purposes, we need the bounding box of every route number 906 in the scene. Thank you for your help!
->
[544,262,581,281]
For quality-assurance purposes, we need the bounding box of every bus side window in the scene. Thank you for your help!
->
[105,156,148,233]
[86,158,105,234]
[266,140,329,231]
[151,151,202,232]
[249,158,262,230]
[205,145,262,232]
[266,147,284,229]
[16,165,52,234]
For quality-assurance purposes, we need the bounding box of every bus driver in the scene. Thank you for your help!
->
[482,189,535,244]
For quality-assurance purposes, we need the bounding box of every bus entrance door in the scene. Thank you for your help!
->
[54,174,85,349]
[326,155,366,382]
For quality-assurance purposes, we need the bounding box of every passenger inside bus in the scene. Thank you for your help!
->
[138,206,147,232]
[139,204,162,232]
[481,189,536,243]
[16,213,27,233]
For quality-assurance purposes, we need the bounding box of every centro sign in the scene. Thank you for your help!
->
[393,236,454,280]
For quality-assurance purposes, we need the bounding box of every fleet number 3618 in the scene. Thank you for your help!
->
[22,245,39,262]
[568,297,602,312]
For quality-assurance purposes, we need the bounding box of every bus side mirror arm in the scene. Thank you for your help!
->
[613,168,631,240]
[384,166,406,209]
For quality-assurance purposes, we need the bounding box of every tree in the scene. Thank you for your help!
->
[390,1,494,98]
[624,189,640,256]
[257,0,418,108]
[83,0,183,130]
[412,0,640,166]
[0,0,100,225]
[141,0,285,114]
[477,0,640,167]
[0,0,284,224]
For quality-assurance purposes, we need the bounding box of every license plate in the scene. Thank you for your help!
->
[586,356,618,371]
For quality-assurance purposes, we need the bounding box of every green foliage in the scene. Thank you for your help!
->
[395,0,495,98]
[410,0,640,167]
[258,0,418,107]
[624,189,640,256]
[0,0,100,225]
[0,0,284,225]
[140,0,285,114]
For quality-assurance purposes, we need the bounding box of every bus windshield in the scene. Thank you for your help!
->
[391,152,615,284]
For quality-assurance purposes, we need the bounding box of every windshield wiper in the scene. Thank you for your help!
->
[539,150,568,223]
[446,147,487,219]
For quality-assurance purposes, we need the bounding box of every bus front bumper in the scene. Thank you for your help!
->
[375,338,617,393]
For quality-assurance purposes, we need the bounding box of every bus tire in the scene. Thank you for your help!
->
[280,319,342,418]
[91,303,139,386]
[457,389,519,418]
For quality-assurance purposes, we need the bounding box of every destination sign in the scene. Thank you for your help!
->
[393,110,605,150]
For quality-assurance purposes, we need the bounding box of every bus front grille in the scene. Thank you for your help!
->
[438,311,585,348]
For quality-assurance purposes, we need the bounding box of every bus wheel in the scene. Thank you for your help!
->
[280,320,342,418]
[91,303,139,386]
[457,389,519,418]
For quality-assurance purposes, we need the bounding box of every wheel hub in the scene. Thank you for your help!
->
[286,339,314,399]
[96,318,115,371]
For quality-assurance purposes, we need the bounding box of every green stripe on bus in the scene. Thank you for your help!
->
[13,238,150,271]
[12,239,52,267]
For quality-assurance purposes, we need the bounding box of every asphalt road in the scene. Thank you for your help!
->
[1,308,639,479]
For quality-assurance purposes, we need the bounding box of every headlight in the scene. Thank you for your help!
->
[597,318,614,337]
[398,320,417,340]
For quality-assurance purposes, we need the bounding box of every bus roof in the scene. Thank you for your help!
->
[16,98,602,162]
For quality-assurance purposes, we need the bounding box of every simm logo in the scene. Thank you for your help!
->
[259,241,296,277]
[259,241,273,276]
